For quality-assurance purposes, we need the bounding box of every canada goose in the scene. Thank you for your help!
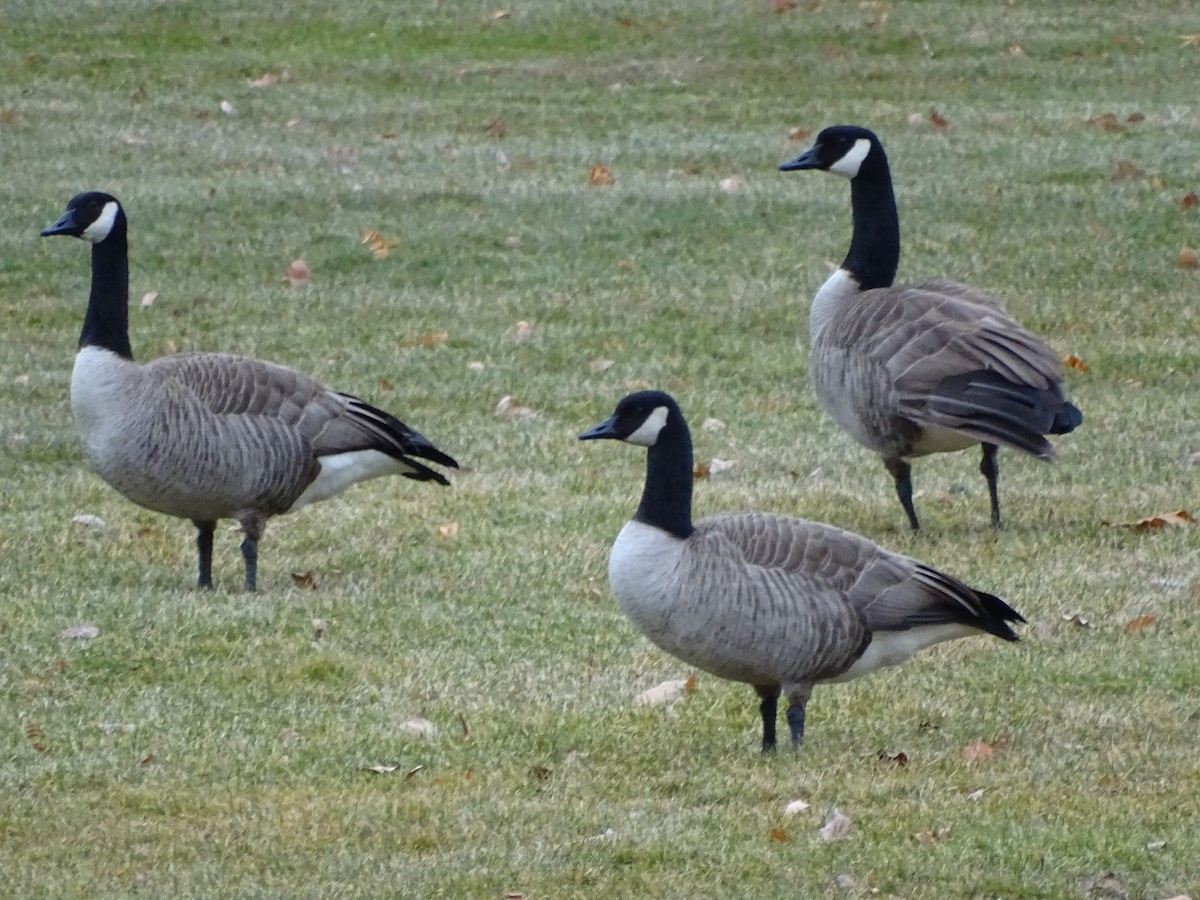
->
[779,125,1082,530]
[42,191,458,591]
[580,390,1023,751]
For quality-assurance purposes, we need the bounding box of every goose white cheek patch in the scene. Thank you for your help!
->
[82,201,119,243]
[828,138,872,179]
[625,405,669,446]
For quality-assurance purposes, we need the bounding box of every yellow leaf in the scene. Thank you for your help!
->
[769,827,791,843]
[290,570,317,590]
[1106,510,1196,532]
[361,229,399,259]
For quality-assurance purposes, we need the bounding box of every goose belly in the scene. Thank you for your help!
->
[809,348,904,454]
[607,521,796,685]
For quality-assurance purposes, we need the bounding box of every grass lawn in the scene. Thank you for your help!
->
[2,0,1199,896]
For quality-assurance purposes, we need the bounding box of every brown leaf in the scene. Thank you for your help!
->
[0,108,16,124]
[1062,612,1092,628]
[484,118,507,139]
[588,163,614,186]
[1177,248,1200,269]
[459,714,470,738]
[693,461,711,480]
[248,72,278,87]
[929,110,950,129]
[960,739,994,762]
[1180,33,1200,46]
[377,377,393,391]
[880,750,909,767]
[141,753,156,766]
[24,722,47,753]
[1105,509,1197,532]
[282,259,310,287]
[1087,112,1123,132]
[361,229,399,259]
[1126,111,1145,123]
[400,331,449,349]
[787,126,810,142]
[529,764,552,781]
[915,825,953,847]
[290,570,317,590]
[617,258,636,271]
[1063,353,1088,372]
[1124,615,1156,633]
[817,807,852,842]
[1181,192,1199,210]
[773,0,797,12]
[683,674,699,695]
[1111,160,1143,181]
[769,826,792,843]
[436,522,459,541]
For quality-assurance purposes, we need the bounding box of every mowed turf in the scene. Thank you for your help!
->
[2,1,1199,896]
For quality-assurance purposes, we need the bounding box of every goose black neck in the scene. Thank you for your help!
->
[635,415,696,540]
[79,228,132,360]
[844,170,900,291]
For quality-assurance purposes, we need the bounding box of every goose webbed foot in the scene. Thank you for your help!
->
[755,685,781,753]
[979,443,1001,527]
[194,521,215,590]
[884,457,920,531]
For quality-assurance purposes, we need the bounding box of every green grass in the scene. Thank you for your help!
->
[3,0,1200,896]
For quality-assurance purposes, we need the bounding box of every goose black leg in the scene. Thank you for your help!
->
[784,683,813,747]
[240,534,258,593]
[755,685,781,753]
[194,521,215,590]
[979,443,1001,527]
[884,457,920,530]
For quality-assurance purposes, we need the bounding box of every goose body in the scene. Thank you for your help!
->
[581,390,1023,751]
[44,192,458,591]
[780,126,1082,529]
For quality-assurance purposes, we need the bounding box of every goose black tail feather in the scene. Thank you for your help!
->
[343,396,460,470]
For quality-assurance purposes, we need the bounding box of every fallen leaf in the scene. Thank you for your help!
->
[290,570,317,590]
[1087,112,1122,132]
[1181,192,1199,210]
[99,722,137,734]
[960,739,994,762]
[529,764,552,781]
[436,522,459,541]
[495,395,537,421]
[1063,353,1088,372]
[405,765,425,779]
[72,514,107,529]
[491,9,510,19]
[965,788,986,801]
[248,72,278,87]
[1126,111,1145,123]
[915,825,952,847]
[588,163,614,186]
[769,826,792,843]
[163,339,177,354]
[484,118,507,139]
[1124,615,1156,633]
[219,100,235,116]
[1,108,16,124]
[588,357,614,374]
[787,126,810,142]
[817,807,852,843]
[718,175,743,194]
[1177,248,1200,269]
[1105,509,1196,532]
[140,290,158,309]
[617,258,636,271]
[693,461,711,480]
[60,624,100,640]
[929,110,950,129]
[1112,160,1144,180]
[1062,612,1092,628]
[708,458,736,476]
[311,618,325,642]
[399,330,449,349]
[361,229,399,259]
[398,717,437,738]
[880,749,909,767]
[467,361,485,372]
[282,259,310,287]
[365,763,400,774]
[783,799,811,817]
[24,723,47,753]
[512,320,534,343]
[377,377,393,391]
[773,0,797,11]
[683,674,698,695]
[1180,33,1200,46]
[635,679,692,706]
[140,753,155,766]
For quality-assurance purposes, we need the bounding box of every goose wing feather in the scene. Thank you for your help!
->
[143,353,457,473]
